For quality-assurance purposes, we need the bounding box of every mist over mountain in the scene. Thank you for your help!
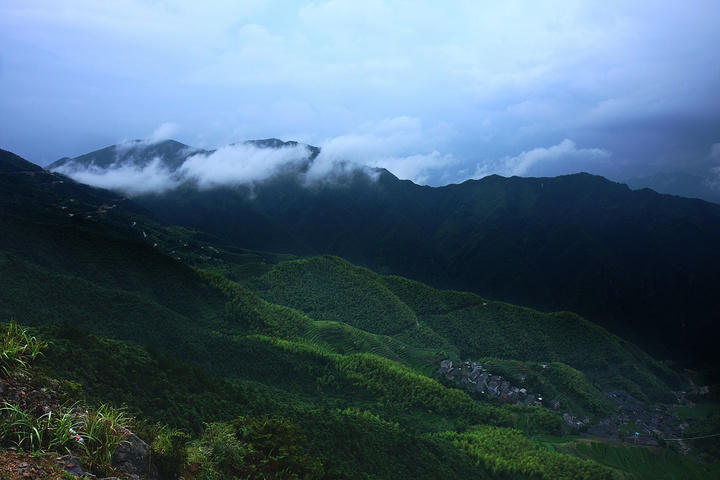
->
[49,138,362,195]
[49,140,720,366]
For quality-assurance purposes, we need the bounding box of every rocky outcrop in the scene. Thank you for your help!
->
[112,428,158,479]
[1,375,157,479]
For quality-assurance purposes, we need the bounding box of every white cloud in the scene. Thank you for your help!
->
[148,123,180,143]
[54,138,318,195]
[52,116,457,192]
[112,123,182,156]
[180,142,315,189]
[366,151,454,185]
[705,143,720,192]
[312,116,457,184]
[55,157,182,195]
[710,143,720,159]
[3,0,719,180]
[473,139,612,178]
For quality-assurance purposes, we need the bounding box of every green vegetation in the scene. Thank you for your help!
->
[680,403,720,461]
[189,416,323,480]
[0,321,132,475]
[2,279,715,480]
[130,155,720,367]
[438,426,617,480]
[78,404,132,474]
[2,149,717,479]
[1,318,46,378]
[150,427,191,479]
[555,439,712,480]
[0,401,78,453]
[241,256,680,405]
[245,255,417,335]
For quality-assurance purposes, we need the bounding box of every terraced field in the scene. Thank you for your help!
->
[550,439,711,479]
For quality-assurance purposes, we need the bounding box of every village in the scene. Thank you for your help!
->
[436,359,691,449]
[436,359,548,407]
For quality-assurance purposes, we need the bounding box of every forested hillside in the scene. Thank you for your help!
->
[3,148,718,479]
[53,140,720,363]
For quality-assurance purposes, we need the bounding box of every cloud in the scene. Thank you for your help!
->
[53,119,456,194]
[55,157,182,195]
[112,123,182,158]
[3,0,720,182]
[363,152,454,185]
[54,139,323,195]
[180,142,315,189]
[311,116,457,184]
[710,143,720,159]
[473,139,612,178]
[705,143,720,192]
[148,122,180,143]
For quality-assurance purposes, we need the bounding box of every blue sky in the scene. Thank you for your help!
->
[2,0,719,186]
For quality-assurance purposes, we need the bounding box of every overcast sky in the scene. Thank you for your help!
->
[2,0,719,186]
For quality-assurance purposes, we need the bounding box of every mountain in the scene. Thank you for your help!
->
[50,137,321,172]
[624,171,720,204]
[51,140,720,364]
[51,139,205,171]
[4,147,719,478]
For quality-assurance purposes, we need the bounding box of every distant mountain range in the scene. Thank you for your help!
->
[48,139,720,365]
[624,171,720,204]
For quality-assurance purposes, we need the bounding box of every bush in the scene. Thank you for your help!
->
[0,402,79,452]
[189,416,323,480]
[1,318,47,378]
[190,422,246,480]
[78,404,131,475]
[152,427,191,479]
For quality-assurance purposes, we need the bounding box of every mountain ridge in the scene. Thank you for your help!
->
[624,170,720,204]
[45,141,720,364]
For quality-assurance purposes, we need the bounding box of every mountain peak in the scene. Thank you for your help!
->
[46,138,334,195]
[48,139,201,172]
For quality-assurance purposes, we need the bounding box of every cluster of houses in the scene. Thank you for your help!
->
[436,359,555,408]
[581,389,686,447]
[437,360,691,449]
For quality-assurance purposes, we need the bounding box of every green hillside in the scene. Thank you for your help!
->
[112,145,720,365]
[243,256,679,405]
[2,148,717,479]
[244,255,417,335]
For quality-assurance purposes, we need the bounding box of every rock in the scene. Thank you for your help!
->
[58,454,86,477]
[111,428,158,479]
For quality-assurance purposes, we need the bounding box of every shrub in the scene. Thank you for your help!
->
[0,402,80,453]
[78,404,131,474]
[189,416,323,480]
[189,422,246,480]
[152,427,191,479]
[1,319,47,378]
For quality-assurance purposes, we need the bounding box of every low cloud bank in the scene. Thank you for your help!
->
[180,142,316,189]
[53,116,459,194]
[472,139,612,179]
[314,116,457,185]
[53,138,357,195]
[56,156,183,196]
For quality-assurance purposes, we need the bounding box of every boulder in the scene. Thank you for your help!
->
[112,428,158,479]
